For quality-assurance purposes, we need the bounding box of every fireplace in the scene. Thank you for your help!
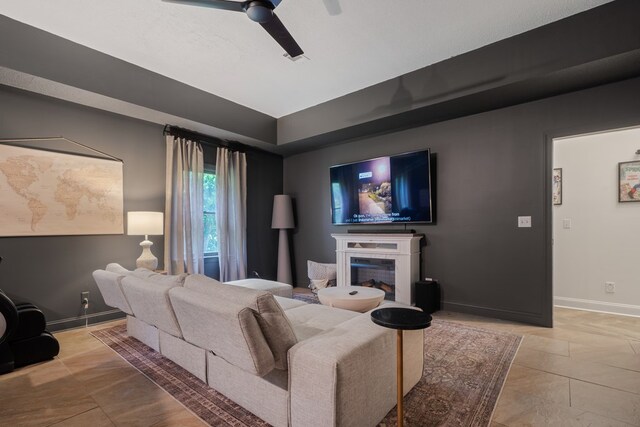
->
[332,233,422,305]
[351,257,396,300]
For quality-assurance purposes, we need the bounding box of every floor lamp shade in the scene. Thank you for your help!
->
[272,195,294,229]
[127,211,164,270]
[272,195,294,284]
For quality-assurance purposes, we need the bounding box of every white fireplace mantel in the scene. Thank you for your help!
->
[331,233,422,305]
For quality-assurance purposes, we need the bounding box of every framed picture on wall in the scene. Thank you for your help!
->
[619,161,640,202]
[552,168,562,205]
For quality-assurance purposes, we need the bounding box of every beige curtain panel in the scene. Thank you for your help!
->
[216,147,247,281]
[164,135,204,275]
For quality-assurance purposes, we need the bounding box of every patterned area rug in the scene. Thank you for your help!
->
[380,320,520,426]
[292,292,321,304]
[92,313,520,427]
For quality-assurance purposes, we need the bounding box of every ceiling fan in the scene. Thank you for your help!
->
[162,0,304,58]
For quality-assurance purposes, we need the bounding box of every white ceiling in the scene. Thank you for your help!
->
[0,0,612,118]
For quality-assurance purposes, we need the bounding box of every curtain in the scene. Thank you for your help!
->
[216,147,247,281]
[164,135,204,274]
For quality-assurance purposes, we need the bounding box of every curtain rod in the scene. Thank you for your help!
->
[163,125,281,158]
[164,125,276,155]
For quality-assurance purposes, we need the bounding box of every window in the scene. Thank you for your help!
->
[203,171,217,255]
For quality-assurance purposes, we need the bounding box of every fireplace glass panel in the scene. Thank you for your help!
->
[350,257,395,300]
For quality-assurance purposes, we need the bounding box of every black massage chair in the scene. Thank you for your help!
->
[0,257,60,374]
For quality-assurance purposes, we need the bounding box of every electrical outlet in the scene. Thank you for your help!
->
[518,216,532,228]
[605,282,615,294]
[563,218,571,229]
[81,291,90,307]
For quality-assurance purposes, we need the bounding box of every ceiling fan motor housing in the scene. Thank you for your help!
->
[245,1,274,23]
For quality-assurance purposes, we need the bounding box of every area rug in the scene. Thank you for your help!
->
[92,318,520,427]
[292,292,321,304]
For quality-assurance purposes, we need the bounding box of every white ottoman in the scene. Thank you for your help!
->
[318,286,385,312]
[225,278,293,298]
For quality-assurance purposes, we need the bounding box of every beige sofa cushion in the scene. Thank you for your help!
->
[105,263,130,275]
[169,287,275,376]
[121,275,183,338]
[104,264,187,286]
[131,269,188,286]
[274,295,307,311]
[183,274,224,291]
[284,304,360,341]
[92,270,133,315]
[226,278,293,298]
[184,274,297,370]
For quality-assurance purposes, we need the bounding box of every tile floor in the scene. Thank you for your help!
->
[435,308,640,427]
[0,306,638,426]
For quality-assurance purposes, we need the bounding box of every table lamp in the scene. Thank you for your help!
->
[127,211,164,270]
[272,195,294,284]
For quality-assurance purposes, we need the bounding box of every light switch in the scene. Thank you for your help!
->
[563,218,571,229]
[518,216,532,228]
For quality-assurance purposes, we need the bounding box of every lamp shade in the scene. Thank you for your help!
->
[271,195,294,229]
[127,211,164,236]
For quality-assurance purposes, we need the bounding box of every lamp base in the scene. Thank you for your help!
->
[276,229,292,284]
[136,239,158,270]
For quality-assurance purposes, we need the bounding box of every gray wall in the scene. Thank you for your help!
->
[284,77,640,327]
[0,85,283,330]
[246,150,283,280]
[0,85,165,330]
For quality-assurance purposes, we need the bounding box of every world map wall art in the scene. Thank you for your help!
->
[0,144,124,236]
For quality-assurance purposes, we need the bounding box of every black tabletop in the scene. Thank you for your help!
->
[371,307,432,330]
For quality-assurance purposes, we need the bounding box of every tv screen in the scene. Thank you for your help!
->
[330,150,432,225]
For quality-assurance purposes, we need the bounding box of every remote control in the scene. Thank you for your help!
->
[349,290,358,295]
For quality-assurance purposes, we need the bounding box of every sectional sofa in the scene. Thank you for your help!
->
[93,264,424,427]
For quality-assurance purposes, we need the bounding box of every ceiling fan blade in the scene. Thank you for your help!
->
[161,0,245,12]
[260,14,304,58]
[268,0,283,7]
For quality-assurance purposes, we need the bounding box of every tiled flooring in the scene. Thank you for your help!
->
[435,308,640,426]
[0,306,638,426]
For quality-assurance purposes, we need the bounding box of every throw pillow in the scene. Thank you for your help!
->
[309,278,330,294]
[307,260,337,291]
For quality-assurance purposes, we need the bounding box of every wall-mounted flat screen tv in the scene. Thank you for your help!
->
[330,150,432,225]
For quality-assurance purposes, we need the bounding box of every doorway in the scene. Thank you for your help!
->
[552,126,640,317]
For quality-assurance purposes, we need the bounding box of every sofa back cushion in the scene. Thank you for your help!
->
[105,264,188,285]
[128,268,188,285]
[183,274,225,291]
[169,287,275,376]
[184,274,297,370]
[92,270,133,315]
[121,276,183,338]
[105,263,131,275]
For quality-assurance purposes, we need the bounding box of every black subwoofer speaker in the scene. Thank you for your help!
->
[415,280,440,314]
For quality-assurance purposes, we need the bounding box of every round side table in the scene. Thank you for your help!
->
[371,307,431,427]
[317,286,385,312]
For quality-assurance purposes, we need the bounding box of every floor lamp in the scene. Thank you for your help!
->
[272,195,294,284]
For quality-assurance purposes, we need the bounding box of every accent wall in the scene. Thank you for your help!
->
[0,85,282,331]
[284,77,640,327]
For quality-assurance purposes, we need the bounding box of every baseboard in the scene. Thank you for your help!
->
[442,301,550,327]
[554,296,640,318]
[47,309,126,332]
